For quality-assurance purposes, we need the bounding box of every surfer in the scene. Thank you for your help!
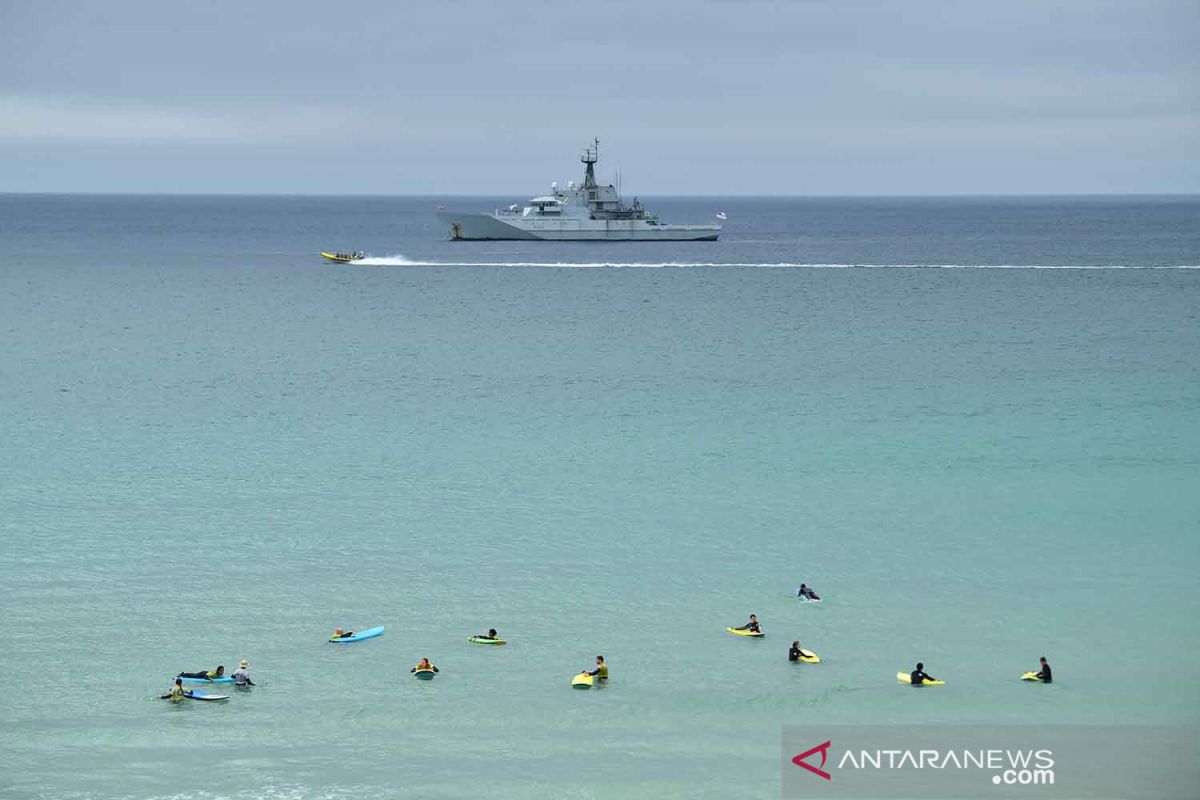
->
[788,641,807,662]
[1034,656,1052,683]
[797,584,821,600]
[735,614,761,633]
[411,658,439,674]
[232,659,254,686]
[332,628,355,639]
[476,628,500,641]
[910,662,937,685]
[177,665,224,680]
[162,678,188,702]
[582,655,608,680]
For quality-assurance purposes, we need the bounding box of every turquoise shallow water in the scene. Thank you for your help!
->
[1,196,1198,798]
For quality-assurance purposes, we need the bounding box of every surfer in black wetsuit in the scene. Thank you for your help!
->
[797,584,821,600]
[789,641,805,661]
[735,614,761,633]
[1035,656,1052,683]
[910,662,936,684]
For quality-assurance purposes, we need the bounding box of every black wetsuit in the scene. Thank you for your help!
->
[1036,664,1052,683]
[789,646,802,662]
[911,670,935,684]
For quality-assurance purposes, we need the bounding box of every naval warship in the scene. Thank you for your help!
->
[436,139,720,241]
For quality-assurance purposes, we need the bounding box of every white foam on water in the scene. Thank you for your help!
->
[348,256,1199,270]
[354,254,421,266]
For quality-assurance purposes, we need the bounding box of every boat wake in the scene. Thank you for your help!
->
[349,256,1197,270]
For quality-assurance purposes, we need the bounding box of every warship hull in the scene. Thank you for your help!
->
[436,211,719,241]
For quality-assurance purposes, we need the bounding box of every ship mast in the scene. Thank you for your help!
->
[580,137,599,190]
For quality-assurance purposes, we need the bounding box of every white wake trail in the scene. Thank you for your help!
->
[347,256,1198,270]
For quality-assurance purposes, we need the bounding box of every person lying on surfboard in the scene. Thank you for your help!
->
[797,584,821,600]
[581,655,608,680]
[475,628,500,641]
[910,662,938,685]
[331,628,355,639]
[734,615,761,633]
[411,658,439,673]
[177,666,224,680]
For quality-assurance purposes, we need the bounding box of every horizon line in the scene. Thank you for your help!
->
[3,190,1199,200]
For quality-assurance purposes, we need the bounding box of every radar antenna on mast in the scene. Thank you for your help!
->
[580,137,599,189]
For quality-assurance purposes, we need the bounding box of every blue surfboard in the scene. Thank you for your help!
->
[330,625,385,643]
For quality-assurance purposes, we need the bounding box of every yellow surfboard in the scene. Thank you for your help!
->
[897,672,944,685]
[726,627,764,638]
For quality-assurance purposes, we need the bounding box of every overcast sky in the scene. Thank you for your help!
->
[1,0,1197,194]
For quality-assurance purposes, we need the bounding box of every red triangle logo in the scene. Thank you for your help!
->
[792,740,832,780]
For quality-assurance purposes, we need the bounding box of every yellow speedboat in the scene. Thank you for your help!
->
[320,251,364,264]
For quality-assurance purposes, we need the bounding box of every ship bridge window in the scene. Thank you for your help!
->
[529,196,562,215]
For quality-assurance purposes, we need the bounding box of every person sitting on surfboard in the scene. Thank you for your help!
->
[797,584,821,600]
[475,628,500,641]
[177,665,224,680]
[411,658,439,674]
[910,662,937,685]
[1034,656,1052,683]
[582,655,608,680]
[332,628,355,639]
[735,615,761,633]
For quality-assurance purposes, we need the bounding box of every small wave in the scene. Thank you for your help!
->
[348,257,1198,270]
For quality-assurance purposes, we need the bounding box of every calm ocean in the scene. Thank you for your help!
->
[1,195,1198,799]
